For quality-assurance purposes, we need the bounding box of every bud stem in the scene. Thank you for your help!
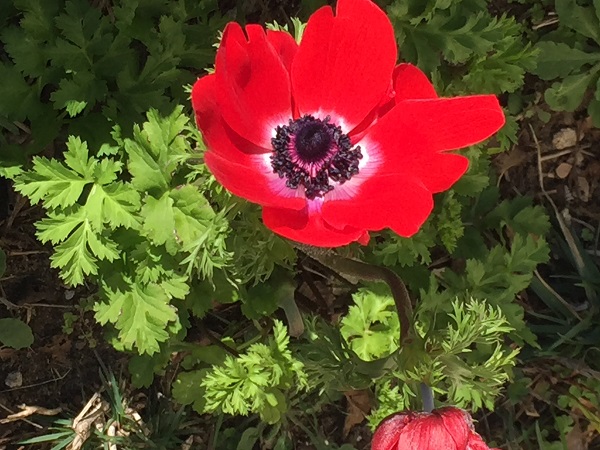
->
[420,382,434,412]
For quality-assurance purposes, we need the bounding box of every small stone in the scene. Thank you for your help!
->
[552,128,577,150]
[555,162,573,179]
[5,371,23,388]
[577,176,590,202]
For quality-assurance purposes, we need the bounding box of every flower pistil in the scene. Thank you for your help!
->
[270,114,363,199]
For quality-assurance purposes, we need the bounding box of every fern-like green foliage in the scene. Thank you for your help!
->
[226,202,297,285]
[371,226,435,268]
[429,299,519,409]
[16,136,137,284]
[0,0,225,161]
[387,0,537,94]
[201,321,308,424]
[367,298,519,425]
[12,107,230,354]
[369,299,519,427]
[368,381,417,430]
[298,316,378,393]
[340,286,400,361]
[421,194,550,346]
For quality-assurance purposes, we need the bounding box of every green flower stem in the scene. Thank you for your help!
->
[297,245,413,346]
[420,382,435,413]
[279,294,305,337]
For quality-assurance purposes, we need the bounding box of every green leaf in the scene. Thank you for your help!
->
[184,280,220,318]
[47,37,91,73]
[95,280,178,354]
[54,0,102,49]
[545,70,600,112]
[13,137,96,209]
[128,350,171,388]
[171,185,216,245]
[555,0,600,43]
[0,63,43,122]
[141,193,176,246]
[15,157,93,208]
[201,321,307,424]
[372,228,433,267]
[49,220,120,286]
[172,369,208,412]
[237,428,261,450]
[389,1,533,93]
[143,107,189,153]
[50,72,108,117]
[125,107,190,193]
[435,191,464,253]
[589,98,600,127]
[438,234,549,346]
[85,182,141,231]
[1,26,48,77]
[241,273,295,320]
[534,42,600,80]
[36,209,85,245]
[484,198,550,236]
[341,286,400,361]
[161,274,190,300]
[125,139,170,193]
[181,345,228,370]
[0,318,34,349]
[14,0,61,41]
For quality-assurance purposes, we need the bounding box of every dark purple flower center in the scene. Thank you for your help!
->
[270,115,362,199]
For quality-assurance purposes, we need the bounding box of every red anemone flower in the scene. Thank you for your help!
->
[372,407,499,450]
[191,0,505,247]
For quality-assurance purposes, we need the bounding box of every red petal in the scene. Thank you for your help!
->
[192,74,304,210]
[466,433,496,450]
[371,95,505,153]
[192,74,220,141]
[393,64,438,101]
[291,0,397,131]
[397,415,459,450]
[262,202,369,247]
[322,175,434,237]
[437,408,472,449]
[215,23,292,148]
[361,95,499,194]
[266,29,298,74]
[205,152,304,209]
[383,149,470,193]
[372,413,415,450]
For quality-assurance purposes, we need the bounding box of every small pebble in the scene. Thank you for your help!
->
[577,176,590,202]
[555,162,572,179]
[552,128,577,150]
[5,371,23,388]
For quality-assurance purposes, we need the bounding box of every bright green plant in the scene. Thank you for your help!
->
[340,286,400,361]
[191,320,307,424]
[366,297,519,426]
[10,107,230,354]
